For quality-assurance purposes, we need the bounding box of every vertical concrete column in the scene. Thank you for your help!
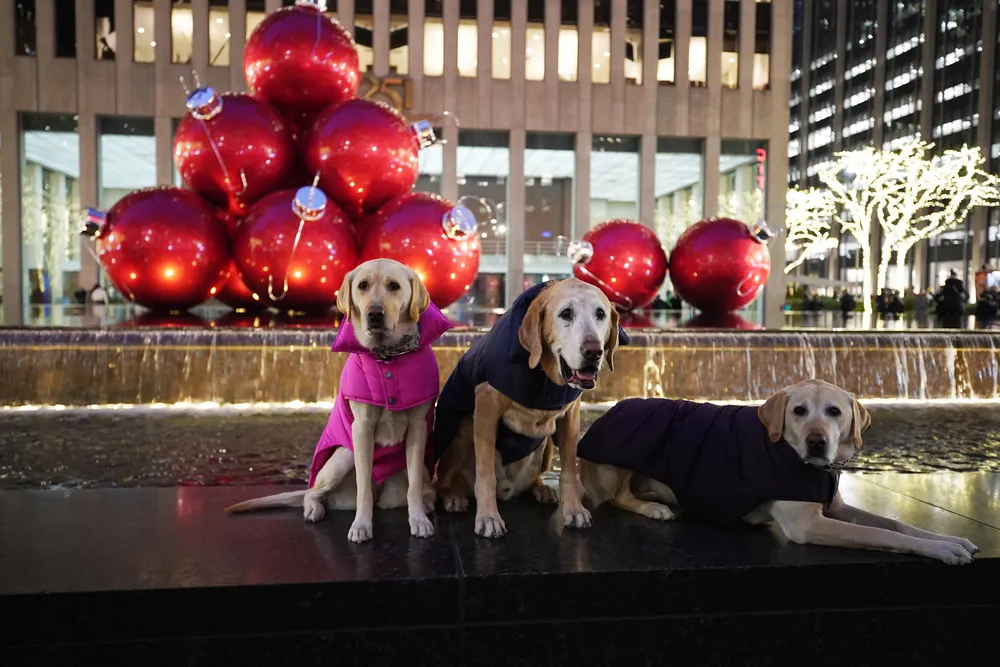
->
[477,0,494,126]
[407,1,425,111]
[575,0,593,236]
[339,0,355,38]
[701,136,720,217]
[77,113,100,291]
[114,0,135,111]
[155,116,174,185]
[153,0,172,116]
[192,0,210,74]
[675,0,692,135]
[373,0,390,75]
[827,0,848,281]
[265,0,281,13]
[638,0,660,227]
[970,0,997,298]
[736,0,756,139]
[763,0,792,328]
[76,0,107,112]
[0,109,23,324]
[544,0,560,128]
[46,171,68,301]
[871,0,888,146]
[610,0,626,132]
[441,0,460,203]
[506,1,528,305]
[229,0,247,92]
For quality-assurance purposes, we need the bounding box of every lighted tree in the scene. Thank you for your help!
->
[718,188,763,223]
[871,141,1000,294]
[783,186,837,274]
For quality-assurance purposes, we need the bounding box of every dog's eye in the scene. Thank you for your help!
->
[595,308,606,321]
[826,406,842,417]
[358,280,369,291]
[793,405,808,416]
[387,281,401,292]
[558,307,573,321]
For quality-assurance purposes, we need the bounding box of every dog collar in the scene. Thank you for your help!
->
[373,333,421,361]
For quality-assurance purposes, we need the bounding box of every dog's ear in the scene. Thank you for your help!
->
[408,270,431,322]
[850,396,871,448]
[336,270,355,320]
[757,390,789,443]
[604,305,620,372]
[518,296,546,370]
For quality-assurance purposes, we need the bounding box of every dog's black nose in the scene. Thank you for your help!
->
[366,306,385,325]
[806,433,827,455]
[581,339,603,362]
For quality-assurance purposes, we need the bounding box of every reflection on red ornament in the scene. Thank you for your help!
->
[233,187,359,313]
[121,310,210,328]
[94,187,231,311]
[683,312,763,330]
[572,219,668,311]
[360,192,481,309]
[215,260,269,310]
[243,3,360,132]
[669,217,771,313]
[212,309,276,329]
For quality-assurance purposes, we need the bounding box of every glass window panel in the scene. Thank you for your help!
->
[689,37,707,84]
[754,0,771,89]
[458,20,478,77]
[134,1,155,63]
[389,17,409,74]
[171,1,192,63]
[16,0,37,56]
[95,0,116,60]
[246,10,266,41]
[209,4,231,67]
[590,135,640,227]
[492,16,511,79]
[20,114,82,307]
[424,19,443,75]
[414,127,443,195]
[625,0,643,84]
[558,27,578,81]
[55,0,77,58]
[657,0,675,82]
[592,28,611,83]
[525,25,544,80]
[524,133,575,287]
[722,0,739,88]
[654,138,703,254]
[458,130,509,307]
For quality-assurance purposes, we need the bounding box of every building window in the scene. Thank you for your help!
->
[525,2,544,80]
[625,0,643,84]
[15,0,37,56]
[95,0,115,60]
[414,127,443,195]
[55,0,77,58]
[558,4,578,82]
[98,117,157,210]
[654,138,703,253]
[658,0,675,82]
[355,11,375,72]
[457,130,510,307]
[170,1,192,64]
[246,1,267,41]
[719,139,767,223]
[458,20,478,77]
[592,3,611,83]
[525,133,575,248]
[591,135,640,227]
[492,3,511,79]
[722,0,739,88]
[209,1,231,67]
[689,0,707,85]
[20,113,82,306]
[133,1,155,63]
[754,0,771,89]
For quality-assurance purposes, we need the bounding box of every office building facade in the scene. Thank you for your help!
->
[1,0,792,324]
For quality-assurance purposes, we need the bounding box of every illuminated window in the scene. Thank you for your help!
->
[247,6,266,40]
[424,19,444,75]
[526,25,545,80]
[689,1,707,84]
[95,1,115,60]
[458,21,478,77]
[657,1,675,82]
[625,2,643,84]
[722,0,739,88]
[753,0,771,89]
[134,1,156,63]
[356,12,374,72]
[389,18,409,74]
[170,1,192,64]
[209,3,231,67]
[592,29,611,83]
[493,3,511,79]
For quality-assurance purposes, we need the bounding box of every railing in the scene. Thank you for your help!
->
[479,240,568,256]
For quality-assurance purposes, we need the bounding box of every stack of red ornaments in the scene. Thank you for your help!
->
[84,0,481,313]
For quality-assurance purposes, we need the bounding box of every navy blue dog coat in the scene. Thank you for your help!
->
[433,281,629,465]
[577,398,839,524]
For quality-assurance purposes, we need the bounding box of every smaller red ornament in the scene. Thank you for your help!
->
[174,87,296,216]
[570,219,668,311]
[84,187,231,311]
[244,1,360,130]
[304,99,438,219]
[669,218,773,313]
[233,185,359,313]
[215,259,270,310]
[360,192,481,309]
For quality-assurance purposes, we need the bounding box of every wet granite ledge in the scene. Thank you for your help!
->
[1,476,998,666]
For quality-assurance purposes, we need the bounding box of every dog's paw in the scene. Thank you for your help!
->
[563,504,593,530]
[943,536,980,555]
[410,513,435,539]
[640,502,675,521]
[475,512,507,538]
[348,519,374,543]
[443,494,469,513]
[928,541,974,565]
[532,483,560,505]
[303,497,326,523]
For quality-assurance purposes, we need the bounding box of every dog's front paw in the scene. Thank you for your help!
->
[944,536,980,555]
[348,519,374,543]
[563,504,593,530]
[443,494,469,513]
[641,502,675,521]
[928,541,974,565]
[475,512,507,538]
[303,497,326,523]
[410,513,435,539]
[532,483,560,505]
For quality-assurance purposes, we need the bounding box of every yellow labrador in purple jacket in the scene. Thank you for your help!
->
[579,380,980,565]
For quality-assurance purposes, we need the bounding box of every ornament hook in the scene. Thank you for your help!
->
[751,219,775,244]
[556,236,633,310]
[270,178,327,301]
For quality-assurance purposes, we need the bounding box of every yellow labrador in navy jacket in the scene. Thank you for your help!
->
[577,398,838,524]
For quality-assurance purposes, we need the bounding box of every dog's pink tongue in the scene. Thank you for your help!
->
[572,370,597,382]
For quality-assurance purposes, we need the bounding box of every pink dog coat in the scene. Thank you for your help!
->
[308,304,453,487]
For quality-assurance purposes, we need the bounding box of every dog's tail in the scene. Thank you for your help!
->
[225,490,307,514]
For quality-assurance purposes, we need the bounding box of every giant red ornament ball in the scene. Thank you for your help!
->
[361,192,481,309]
[304,99,429,219]
[571,219,668,311]
[233,186,358,313]
[243,1,360,138]
[215,260,269,310]
[174,89,296,216]
[668,217,772,313]
[91,187,231,311]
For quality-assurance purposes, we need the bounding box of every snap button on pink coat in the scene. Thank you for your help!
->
[308,304,454,487]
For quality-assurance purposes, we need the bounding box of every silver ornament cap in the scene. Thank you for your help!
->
[442,204,477,240]
[186,86,223,121]
[751,219,775,244]
[567,240,594,264]
[81,208,106,238]
[295,0,328,10]
[292,186,328,222]
[412,120,438,149]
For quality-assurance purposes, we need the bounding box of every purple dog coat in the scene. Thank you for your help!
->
[308,304,453,487]
[577,398,839,524]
